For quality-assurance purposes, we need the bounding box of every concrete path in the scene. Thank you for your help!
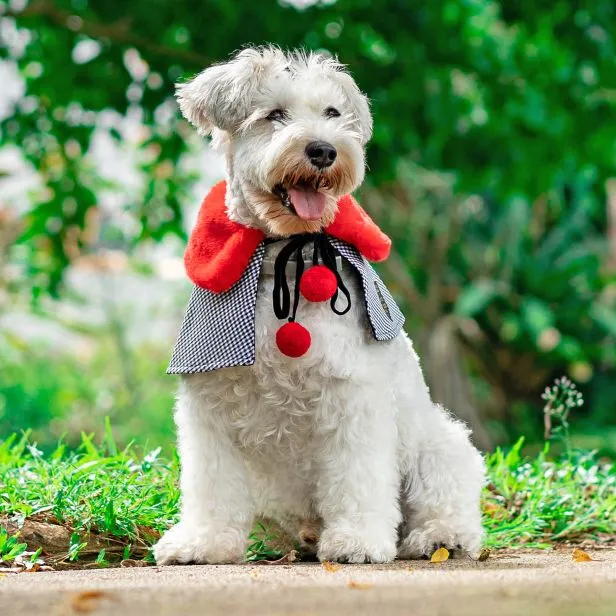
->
[1,549,615,616]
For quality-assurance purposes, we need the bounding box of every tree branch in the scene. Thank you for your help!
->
[7,0,212,67]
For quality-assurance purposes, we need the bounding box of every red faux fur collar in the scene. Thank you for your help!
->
[185,181,391,293]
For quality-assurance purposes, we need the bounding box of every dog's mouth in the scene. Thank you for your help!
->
[272,178,329,221]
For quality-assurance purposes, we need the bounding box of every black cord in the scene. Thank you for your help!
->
[272,234,351,322]
[317,235,351,316]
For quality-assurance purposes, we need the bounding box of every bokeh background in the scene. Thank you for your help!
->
[0,0,615,454]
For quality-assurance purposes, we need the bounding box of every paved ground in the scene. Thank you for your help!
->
[1,549,615,616]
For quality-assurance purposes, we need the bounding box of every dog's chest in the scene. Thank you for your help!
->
[208,268,367,455]
[254,262,369,374]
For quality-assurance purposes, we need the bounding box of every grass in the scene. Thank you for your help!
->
[0,423,179,567]
[483,438,615,548]
[0,426,614,568]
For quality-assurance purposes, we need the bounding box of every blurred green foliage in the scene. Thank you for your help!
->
[367,164,615,446]
[0,333,175,450]
[0,0,615,448]
[1,0,614,293]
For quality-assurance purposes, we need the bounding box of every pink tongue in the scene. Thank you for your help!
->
[288,187,326,221]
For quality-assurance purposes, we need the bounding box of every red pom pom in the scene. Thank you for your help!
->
[276,322,311,358]
[299,265,337,303]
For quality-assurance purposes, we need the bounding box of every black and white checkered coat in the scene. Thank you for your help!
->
[167,237,404,374]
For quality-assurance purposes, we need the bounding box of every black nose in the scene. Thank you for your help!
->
[305,141,337,169]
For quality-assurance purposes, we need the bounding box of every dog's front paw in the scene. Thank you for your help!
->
[153,523,246,565]
[398,518,483,560]
[317,524,397,564]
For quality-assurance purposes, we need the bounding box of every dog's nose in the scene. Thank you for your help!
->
[305,141,337,169]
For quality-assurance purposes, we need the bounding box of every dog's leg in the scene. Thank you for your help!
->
[154,379,254,565]
[376,332,486,560]
[313,381,400,564]
[398,404,485,560]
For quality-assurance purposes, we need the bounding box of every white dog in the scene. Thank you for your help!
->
[154,47,485,565]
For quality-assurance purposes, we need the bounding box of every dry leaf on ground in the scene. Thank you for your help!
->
[348,580,373,590]
[478,549,491,562]
[572,549,592,562]
[322,561,341,572]
[430,547,450,563]
[70,590,112,613]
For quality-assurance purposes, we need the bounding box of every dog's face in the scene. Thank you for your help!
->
[177,47,372,236]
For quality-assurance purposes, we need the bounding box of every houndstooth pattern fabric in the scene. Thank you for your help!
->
[167,237,404,374]
[329,238,405,341]
[167,243,266,374]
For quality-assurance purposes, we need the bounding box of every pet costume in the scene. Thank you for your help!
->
[168,181,404,373]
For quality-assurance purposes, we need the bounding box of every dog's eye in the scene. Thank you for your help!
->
[266,109,287,122]
[324,107,341,118]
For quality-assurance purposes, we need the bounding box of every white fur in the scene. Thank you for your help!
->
[154,48,485,565]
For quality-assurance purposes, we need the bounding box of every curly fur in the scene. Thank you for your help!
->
[154,47,485,565]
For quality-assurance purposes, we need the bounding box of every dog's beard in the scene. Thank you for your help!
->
[248,152,358,237]
[244,186,337,237]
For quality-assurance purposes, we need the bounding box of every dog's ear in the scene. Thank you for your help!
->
[176,49,269,134]
[331,68,373,146]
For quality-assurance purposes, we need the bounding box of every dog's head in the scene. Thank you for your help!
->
[177,47,372,236]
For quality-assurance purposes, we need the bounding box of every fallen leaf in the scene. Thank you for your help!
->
[572,549,592,562]
[483,503,500,513]
[70,590,111,613]
[348,580,373,590]
[322,561,341,572]
[430,547,450,563]
[478,549,491,562]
